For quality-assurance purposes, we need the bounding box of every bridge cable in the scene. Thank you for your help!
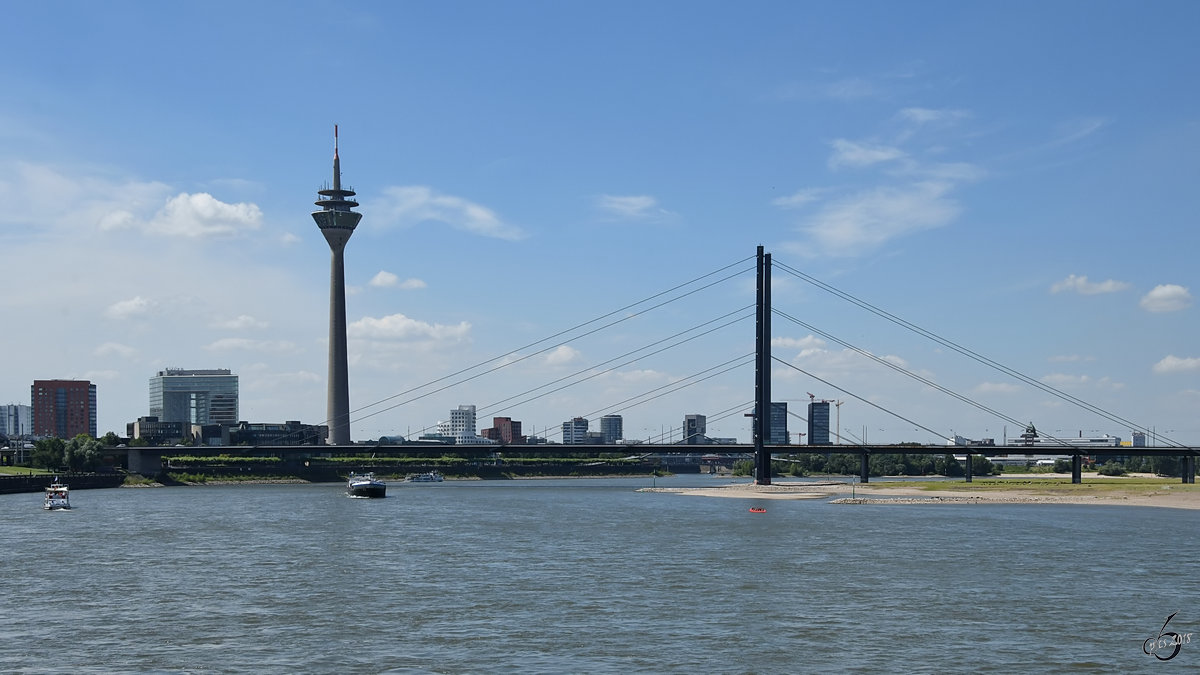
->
[474,308,754,420]
[774,261,1180,447]
[345,259,755,428]
[402,314,755,439]
[773,309,1066,444]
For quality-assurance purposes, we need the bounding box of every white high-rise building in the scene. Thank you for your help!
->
[437,405,494,445]
[0,404,32,437]
[562,417,588,444]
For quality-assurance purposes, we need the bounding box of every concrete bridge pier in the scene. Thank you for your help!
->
[859,452,869,484]
[127,448,166,476]
[964,452,972,483]
[1183,456,1196,484]
[1071,455,1082,484]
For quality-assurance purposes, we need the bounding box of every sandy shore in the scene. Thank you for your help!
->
[638,477,1200,510]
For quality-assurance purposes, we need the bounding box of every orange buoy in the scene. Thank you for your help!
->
[749,507,767,513]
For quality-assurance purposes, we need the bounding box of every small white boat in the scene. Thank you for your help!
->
[43,480,71,510]
[406,471,444,483]
[346,472,386,498]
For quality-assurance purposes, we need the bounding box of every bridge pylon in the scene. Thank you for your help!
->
[754,246,772,484]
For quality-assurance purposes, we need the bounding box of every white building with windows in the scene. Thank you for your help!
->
[562,417,588,444]
[0,403,32,437]
[436,405,495,445]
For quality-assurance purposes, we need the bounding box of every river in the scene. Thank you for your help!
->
[1,475,1194,673]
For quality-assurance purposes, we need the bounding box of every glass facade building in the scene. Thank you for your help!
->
[807,401,830,445]
[149,369,239,426]
[599,414,623,444]
[768,402,789,445]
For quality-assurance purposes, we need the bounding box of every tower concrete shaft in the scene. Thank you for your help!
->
[312,126,361,445]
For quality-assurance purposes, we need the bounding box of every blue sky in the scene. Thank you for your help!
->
[2,1,1198,446]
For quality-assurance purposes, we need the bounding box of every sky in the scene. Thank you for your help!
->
[2,1,1199,447]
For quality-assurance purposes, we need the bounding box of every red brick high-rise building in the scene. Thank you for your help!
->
[481,416,524,445]
[31,379,97,439]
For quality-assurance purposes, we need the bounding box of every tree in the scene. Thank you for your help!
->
[64,434,103,472]
[969,455,996,476]
[101,431,122,446]
[935,453,963,477]
[31,438,66,470]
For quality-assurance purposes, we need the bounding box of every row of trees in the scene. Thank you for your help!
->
[733,452,999,478]
[30,434,107,472]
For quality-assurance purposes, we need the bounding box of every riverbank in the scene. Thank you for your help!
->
[639,475,1200,510]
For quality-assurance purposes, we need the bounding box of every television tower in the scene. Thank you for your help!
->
[312,125,361,445]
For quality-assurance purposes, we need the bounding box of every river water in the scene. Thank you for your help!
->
[1,476,1195,673]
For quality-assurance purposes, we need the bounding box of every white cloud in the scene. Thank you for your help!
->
[101,192,263,238]
[544,345,581,366]
[212,315,269,330]
[1039,373,1123,390]
[1140,284,1192,313]
[771,188,828,209]
[794,181,959,256]
[1051,117,1109,146]
[772,335,826,351]
[1039,373,1088,388]
[595,194,676,222]
[370,271,399,287]
[828,139,905,169]
[204,338,300,354]
[1050,274,1130,295]
[94,342,137,359]
[1153,355,1200,374]
[897,107,968,125]
[1049,354,1094,363]
[348,313,470,342]
[376,185,526,240]
[974,381,1021,394]
[368,272,425,290]
[0,161,171,233]
[105,295,155,319]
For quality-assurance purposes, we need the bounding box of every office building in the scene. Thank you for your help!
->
[807,400,830,445]
[599,414,623,444]
[768,402,788,445]
[0,404,32,437]
[31,380,97,438]
[683,414,706,444]
[149,368,239,426]
[562,417,588,444]
[482,417,524,445]
[436,405,493,444]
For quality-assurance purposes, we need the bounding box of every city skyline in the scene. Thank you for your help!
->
[2,3,1198,446]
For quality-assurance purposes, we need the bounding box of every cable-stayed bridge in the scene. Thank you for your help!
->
[121,246,1200,483]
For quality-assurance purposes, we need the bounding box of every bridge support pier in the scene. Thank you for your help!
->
[1071,455,1082,484]
[1183,456,1195,484]
[127,448,166,476]
[964,452,972,483]
[859,452,869,484]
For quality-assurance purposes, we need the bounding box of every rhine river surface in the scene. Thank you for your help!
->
[1,476,1196,673]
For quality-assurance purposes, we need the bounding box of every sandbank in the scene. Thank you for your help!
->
[638,477,1200,510]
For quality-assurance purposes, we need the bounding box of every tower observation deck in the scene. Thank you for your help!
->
[312,125,361,445]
